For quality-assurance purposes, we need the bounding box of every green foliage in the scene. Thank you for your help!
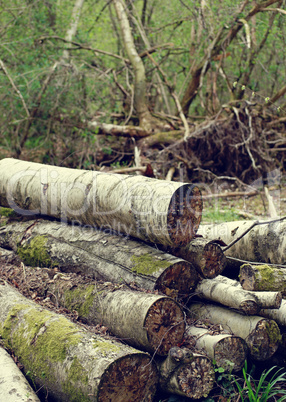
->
[202,200,242,223]
[233,361,286,402]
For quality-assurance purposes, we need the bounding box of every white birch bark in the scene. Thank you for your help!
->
[0,347,40,402]
[62,0,85,61]
[0,158,202,246]
[187,302,281,361]
[198,219,286,265]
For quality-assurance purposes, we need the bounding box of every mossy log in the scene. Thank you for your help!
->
[0,219,199,301]
[0,282,158,402]
[0,263,185,356]
[187,302,281,361]
[195,275,282,314]
[169,238,227,278]
[240,263,286,296]
[157,346,215,399]
[0,158,203,247]
[198,219,286,264]
[0,346,40,402]
[184,325,247,372]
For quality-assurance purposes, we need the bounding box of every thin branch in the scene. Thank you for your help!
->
[0,58,30,117]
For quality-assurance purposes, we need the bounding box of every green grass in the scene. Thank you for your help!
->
[202,204,242,223]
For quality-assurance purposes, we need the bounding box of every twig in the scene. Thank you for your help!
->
[223,215,286,252]
[0,58,30,117]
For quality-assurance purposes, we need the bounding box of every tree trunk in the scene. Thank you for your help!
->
[0,218,200,301]
[195,275,282,314]
[0,347,40,402]
[171,238,227,278]
[113,0,160,131]
[198,219,286,265]
[0,263,185,356]
[157,346,215,399]
[240,263,286,296]
[184,326,247,372]
[260,300,286,327]
[187,302,281,361]
[62,0,85,61]
[0,158,202,247]
[0,282,158,402]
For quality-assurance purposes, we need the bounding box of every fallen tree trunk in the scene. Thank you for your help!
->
[195,275,282,314]
[157,346,215,399]
[0,218,200,301]
[184,325,247,372]
[0,158,203,247]
[240,263,286,296]
[187,302,281,361]
[198,219,286,264]
[260,300,286,327]
[0,282,158,402]
[0,346,40,402]
[169,238,227,278]
[0,263,185,356]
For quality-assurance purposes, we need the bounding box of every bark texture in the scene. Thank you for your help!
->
[157,347,215,399]
[199,220,286,264]
[240,263,286,296]
[0,218,199,301]
[260,300,286,327]
[187,302,281,361]
[195,275,282,314]
[0,282,158,402]
[0,347,40,402]
[184,326,247,372]
[170,238,227,278]
[0,262,185,356]
[0,158,202,247]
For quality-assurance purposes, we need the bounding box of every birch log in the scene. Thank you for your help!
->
[0,263,185,356]
[0,218,199,301]
[240,263,286,296]
[184,326,247,372]
[187,302,281,361]
[195,275,282,314]
[0,158,203,246]
[170,238,227,278]
[0,282,158,402]
[260,300,286,327]
[157,347,215,399]
[198,219,286,264]
[0,347,40,402]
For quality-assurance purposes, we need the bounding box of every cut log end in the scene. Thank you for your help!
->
[167,185,202,246]
[98,354,158,402]
[202,241,227,278]
[144,298,185,356]
[177,356,214,399]
[247,319,281,361]
[214,336,248,372]
[155,261,199,301]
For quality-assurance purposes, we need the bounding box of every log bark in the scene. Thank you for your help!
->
[198,219,286,264]
[195,275,282,314]
[0,346,40,402]
[260,300,286,327]
[157,347,215,399]
[187,302,281,361]
[0,263,185,356]
[184,325,247,372]
[0,218,200,301]
[0,282,158,402]
[0,158,202,247]
[170,238,227,278]
[240,263,286,296]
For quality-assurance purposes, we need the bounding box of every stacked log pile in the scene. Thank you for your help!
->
[0,158,286,401]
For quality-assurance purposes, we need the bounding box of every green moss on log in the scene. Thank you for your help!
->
[266,320,282,345]
[17,235,55,267]
[0,303,89,401]
[131,253,170,275]
[0,207,18,218]
[93,339,122,355]
[64,284,95,317]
